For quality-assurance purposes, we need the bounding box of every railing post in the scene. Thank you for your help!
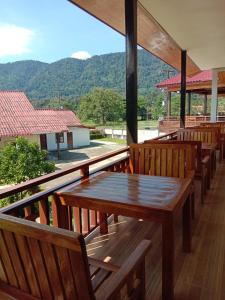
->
[39,197,50,225]
[51,195,69,230]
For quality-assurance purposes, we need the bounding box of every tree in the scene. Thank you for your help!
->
[146,89,165,120]
[0,138,55,207]
[0,137,55,184]
[78,88,124,125]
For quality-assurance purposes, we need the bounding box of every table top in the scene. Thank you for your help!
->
[56,172,192,219]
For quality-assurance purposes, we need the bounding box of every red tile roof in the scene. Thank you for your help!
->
[156,70,212,88]
[0,91,88,138]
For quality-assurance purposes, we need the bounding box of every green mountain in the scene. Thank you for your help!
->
[0,50,175,101]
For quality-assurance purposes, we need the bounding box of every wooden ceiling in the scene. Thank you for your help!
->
[69,0,200,76]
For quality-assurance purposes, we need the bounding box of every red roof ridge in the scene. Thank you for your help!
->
[156,70,212,88]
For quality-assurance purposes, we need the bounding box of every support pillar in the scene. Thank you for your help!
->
[180,50,187,128]
[203,94,208,116]
[210,69,218,122]
[187,92,191,116]
[56,133,60,160]
[167,91,171,117]
[125,0,137,145]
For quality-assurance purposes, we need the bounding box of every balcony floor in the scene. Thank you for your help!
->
[86,162,225,300]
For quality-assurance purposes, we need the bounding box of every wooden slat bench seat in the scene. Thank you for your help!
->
[0,214,151,300]
[129,142,197,220]
[143,140,208,203]
[177,127,219,182]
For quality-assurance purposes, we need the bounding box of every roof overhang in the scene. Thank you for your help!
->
[69,0,200,76]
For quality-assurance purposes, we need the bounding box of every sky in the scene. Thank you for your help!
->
[0,0,125,63]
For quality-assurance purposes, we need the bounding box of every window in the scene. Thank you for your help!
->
[55,132,64,143]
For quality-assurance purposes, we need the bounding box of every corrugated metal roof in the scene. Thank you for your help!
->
[156,70,212,88]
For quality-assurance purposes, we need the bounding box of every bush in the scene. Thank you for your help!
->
[0,137,55,207]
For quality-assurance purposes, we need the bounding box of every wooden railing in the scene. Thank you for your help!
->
[0,131,180,237]
[0,147,129,236]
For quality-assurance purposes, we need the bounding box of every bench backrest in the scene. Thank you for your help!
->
[0,214,94,300]
[177,127,219,144]
[129,143,195,178]
[201,122,225,134]
[144,140,201,174]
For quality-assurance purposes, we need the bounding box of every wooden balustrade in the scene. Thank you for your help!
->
[0,147,130,236]
[0,128,199,237]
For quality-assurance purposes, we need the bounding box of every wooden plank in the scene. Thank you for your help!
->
[2,231,29,292]
[40,241,65,299]
[16,235,45,299]
[0,230,18,287]
[55,246,77,299]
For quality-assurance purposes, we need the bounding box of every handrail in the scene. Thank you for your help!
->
[0,155,128,214]
[0,146,129,200]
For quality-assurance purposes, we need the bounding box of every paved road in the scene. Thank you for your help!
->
[42,141,126,190]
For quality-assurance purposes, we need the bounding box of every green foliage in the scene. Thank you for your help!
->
[78,88,125,125]
[145,90,165,120]
[0,137,55,185]
[0,50,175,100]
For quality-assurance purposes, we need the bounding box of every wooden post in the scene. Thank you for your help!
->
[211,69,218,122]
[203,94,208,116]
[125,0,138,145]
[56,133,60,160]
[167,91,171,117]
[187,92,191,116]
[180,50,186,128]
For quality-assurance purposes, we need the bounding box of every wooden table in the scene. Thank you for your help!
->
[56,172,193,300]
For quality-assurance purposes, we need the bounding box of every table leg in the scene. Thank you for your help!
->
[99,213,108,234]
[182,195,192,252]
[162,213,174,300]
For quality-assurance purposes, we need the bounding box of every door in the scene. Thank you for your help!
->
[67,132,73,149]
[40,134,47,150]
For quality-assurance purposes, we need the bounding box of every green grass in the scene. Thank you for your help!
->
[84,120,159,130]
[95,137,126,145]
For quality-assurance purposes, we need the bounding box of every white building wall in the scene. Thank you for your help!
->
[46,132,67,151]
[71,127,90,148]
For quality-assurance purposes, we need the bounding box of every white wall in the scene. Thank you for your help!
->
[46,132,67,151]
[46,128,90,151]
[71,127,90,148]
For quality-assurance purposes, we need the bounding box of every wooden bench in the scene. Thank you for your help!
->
[143,140,208,203]
[0,214,151,300]
[200,122,225,160]
[129,143,196,217]
[177,127,219,178]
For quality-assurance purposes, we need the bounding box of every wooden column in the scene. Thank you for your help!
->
[211,69,218,122]
[203,94,208,116]
[180,50,186,128]
[125,0,138,145]
[187,92,191,116]
[167,91,172,117]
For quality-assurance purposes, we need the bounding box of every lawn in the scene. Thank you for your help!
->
[95,137,126,145]
[84,119,159,130]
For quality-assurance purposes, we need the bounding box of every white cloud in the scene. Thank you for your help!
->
[0,24,34,58]
[71,51,91,60]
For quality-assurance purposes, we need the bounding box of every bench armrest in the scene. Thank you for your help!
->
[95,239,151,300]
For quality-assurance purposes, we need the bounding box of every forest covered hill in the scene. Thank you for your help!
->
[0,50,175,101]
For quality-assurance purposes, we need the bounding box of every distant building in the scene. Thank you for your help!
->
[0,91,90,150]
